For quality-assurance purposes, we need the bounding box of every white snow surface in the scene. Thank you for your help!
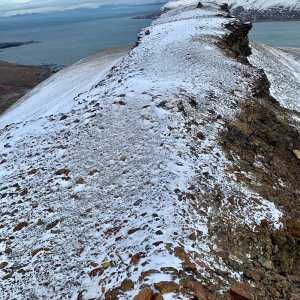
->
[0,4,284,299]
[249,41,300,111]
[0,48,128,128]
[164,0,300,10]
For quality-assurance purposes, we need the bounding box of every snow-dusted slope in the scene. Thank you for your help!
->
[1,3,299,300]
[0,48,128,128]
[224,0,300,10]
[249,41,300,111]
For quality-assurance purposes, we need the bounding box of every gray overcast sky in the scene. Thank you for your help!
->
[0,0,168,16]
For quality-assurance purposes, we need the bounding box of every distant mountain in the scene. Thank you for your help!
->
[164,0,300,21]
[226,0,300,21]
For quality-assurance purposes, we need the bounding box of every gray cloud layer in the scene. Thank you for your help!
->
[0,0,167,16]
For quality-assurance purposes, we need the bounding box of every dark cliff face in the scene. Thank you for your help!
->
[232,6,300,22]
[218,20,253,64]
[217,11,300,300]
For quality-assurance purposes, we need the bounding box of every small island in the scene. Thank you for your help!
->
[0,41,39,50]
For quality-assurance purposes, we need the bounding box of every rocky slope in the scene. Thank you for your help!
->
[0,2,299,300]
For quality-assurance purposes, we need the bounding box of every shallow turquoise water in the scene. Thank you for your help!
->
[0,4,162,66]
[250,21,300,48]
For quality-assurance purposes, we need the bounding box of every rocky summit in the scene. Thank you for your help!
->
[0,2,299,300]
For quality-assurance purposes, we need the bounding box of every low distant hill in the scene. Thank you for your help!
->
[0,61,52,115]
[225,0,300,21]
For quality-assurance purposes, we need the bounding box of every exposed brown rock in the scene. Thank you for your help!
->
[128,228,141,235]
[133,287,153,300]
[89,267,104,277]
[120,279,134,291]
[229,283,255,300]
[55,168,70,176]
[28,168,37,175]
[13,221,28,232]
[31,247,50,256]
[180,278,207,300]
[105,289,119,300]
[131,252,145,265]
[153,293,164,300]
[120,155,127,161]
[46,219,60,230]
[19,188,28,196]
[75,178,85,185]
[102,261,111,269]
[0,262,8,269]
[154,281,179,294]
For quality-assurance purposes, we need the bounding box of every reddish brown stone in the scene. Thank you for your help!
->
[128,228,141,235]
[133,287,153,300]
[89,267,104,277]
[102,261,110,269]
[55,168,70,176]
[243,270,262,282]
[20,188,28,196]
[28,168,37,175]
[180,279,207,300]
[229,283,255,300]
[31,247,49,256]
[153,293,164,300]
[105,289,119,300]
[120,279,134,291]
[154,281,179,294]
[13,221,28,232]
[90,262,99,267]
[131,252,145,265]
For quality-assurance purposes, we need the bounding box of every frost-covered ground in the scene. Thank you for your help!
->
[0,3,288,300]
[249,41,300,111]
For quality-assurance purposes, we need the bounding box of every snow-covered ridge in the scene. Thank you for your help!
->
[164,0,300,10]
[1,2,299,299]
[164,0,300,21]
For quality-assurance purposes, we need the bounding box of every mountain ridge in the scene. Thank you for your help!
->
[1,2,300,299]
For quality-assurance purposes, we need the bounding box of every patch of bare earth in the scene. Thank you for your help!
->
[0,60,52,115]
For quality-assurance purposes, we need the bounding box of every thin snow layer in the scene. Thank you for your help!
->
[0,4,282,299]
[224,0,300,10]
[0,48,128,128]
[249,41,300,111]
[163,0,300,10]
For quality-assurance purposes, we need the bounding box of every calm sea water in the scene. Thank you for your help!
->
[0,4,162,66]
[250,21,300,48]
